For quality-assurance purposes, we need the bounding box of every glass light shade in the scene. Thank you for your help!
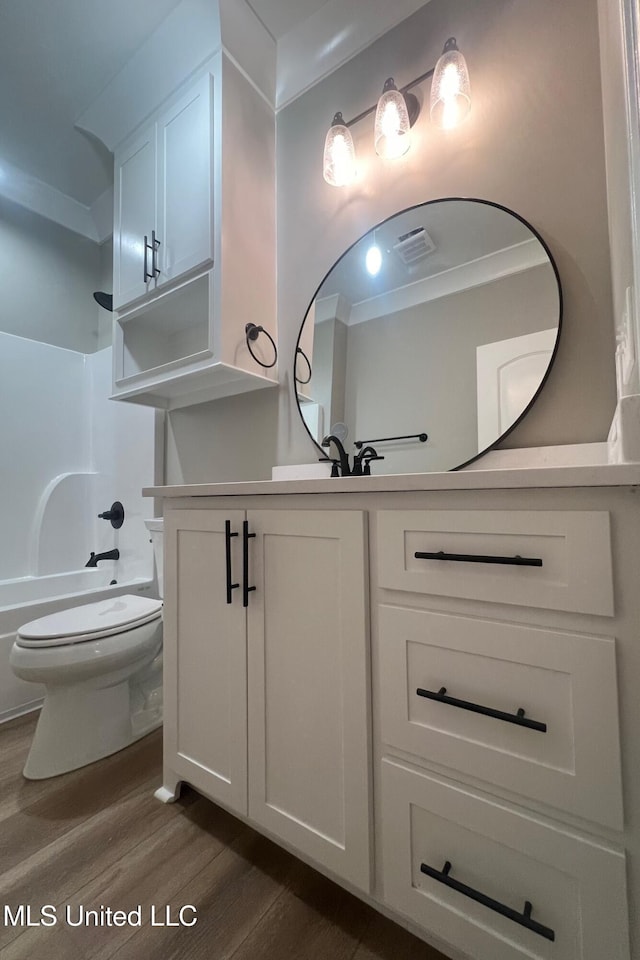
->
[323,113,357,186]
[430,38,471,129]
[374,79,411,159]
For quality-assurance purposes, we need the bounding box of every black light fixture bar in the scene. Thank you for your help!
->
[343,66,436,129]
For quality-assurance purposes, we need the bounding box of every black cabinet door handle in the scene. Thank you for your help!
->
[420,860,555,941]
[416,686,547,732]
[242,520,256,607]
[152,229,161,278]
[414,550,542,567]
[225,520,239,604]
[143,234,154,282]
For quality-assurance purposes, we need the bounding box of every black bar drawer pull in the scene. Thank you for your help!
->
[416,686,547,732]
[414,550,542,567]
[225,520,239,604]
[242,520,256,608]
[420,860,555,942]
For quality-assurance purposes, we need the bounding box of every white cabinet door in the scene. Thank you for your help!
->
[156,74,214,287]
[113,127,156,310]
[164,509,247,815]
[247,510,371,892]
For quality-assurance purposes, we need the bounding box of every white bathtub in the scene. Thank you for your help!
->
[0,570,156,723]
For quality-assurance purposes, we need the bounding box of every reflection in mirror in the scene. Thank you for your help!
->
[295,199,561,474]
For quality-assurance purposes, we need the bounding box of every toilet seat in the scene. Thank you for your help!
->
[17,594,163,648]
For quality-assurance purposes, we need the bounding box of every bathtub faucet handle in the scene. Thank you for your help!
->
[98,501,125,529]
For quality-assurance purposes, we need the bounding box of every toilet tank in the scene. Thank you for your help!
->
[144,518,164,599]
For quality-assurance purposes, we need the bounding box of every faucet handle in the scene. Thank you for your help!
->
[98,501,125,529]
[318,456,341,477]
[363,455,385,476]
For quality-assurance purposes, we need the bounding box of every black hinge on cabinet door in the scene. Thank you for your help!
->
[225,520,239,604]
[242,520,256,607]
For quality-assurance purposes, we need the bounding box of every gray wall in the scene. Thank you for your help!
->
[0,196,102,353]
[165,388,279,484]
[275,0,614,465]
[167,0,614,481]
[97,237,114,351]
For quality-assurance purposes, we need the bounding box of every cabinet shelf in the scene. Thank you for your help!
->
[111,359,276,410]
[112,271,276,409]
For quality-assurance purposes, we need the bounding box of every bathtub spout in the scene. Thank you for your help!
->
[85,549,120,567]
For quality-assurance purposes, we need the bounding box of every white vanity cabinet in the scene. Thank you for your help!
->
[151,478,640,960]
[110,53,277,410]
[162,506,371,892]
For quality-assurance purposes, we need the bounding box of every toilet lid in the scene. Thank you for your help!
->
[17,595,162,646]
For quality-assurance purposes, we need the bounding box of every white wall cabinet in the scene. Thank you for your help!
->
[155,485,636,960]
[110,54,277,410]
[113,74,213,310]
[161,507,371,893]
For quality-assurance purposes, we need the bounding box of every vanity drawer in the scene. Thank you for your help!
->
[381,759,629,960]
[377,605,623,828]
[377,510,613,615]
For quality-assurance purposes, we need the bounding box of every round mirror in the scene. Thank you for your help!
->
[294,198,562,474]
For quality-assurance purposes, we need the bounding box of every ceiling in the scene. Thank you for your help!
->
[245,0,332,40]
[0,0,336,209]
[0,0,183,206]
[0,0,427,218]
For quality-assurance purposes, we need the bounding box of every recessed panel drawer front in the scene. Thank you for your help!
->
[378,605,623,829]
[377,510,613,615]
[381,760,629,960]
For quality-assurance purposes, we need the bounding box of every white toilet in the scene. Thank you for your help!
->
[10,518,164,779]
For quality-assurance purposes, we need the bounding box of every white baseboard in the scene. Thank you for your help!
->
[0,699,43,725]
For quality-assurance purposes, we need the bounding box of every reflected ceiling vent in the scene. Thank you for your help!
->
[393,226,436,267]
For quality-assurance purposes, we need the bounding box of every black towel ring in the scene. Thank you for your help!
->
[295,347,312,384]
[245,323,278,369]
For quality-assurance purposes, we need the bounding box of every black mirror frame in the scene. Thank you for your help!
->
[293,196,563,473]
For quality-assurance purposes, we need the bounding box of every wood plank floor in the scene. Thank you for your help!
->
[0,712,450,960]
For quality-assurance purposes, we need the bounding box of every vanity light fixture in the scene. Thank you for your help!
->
[323,37,471,186]
[323,112,357,186]
[430,38,471,129]
[374,79,411,159]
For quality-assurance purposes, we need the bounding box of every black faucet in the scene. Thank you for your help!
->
[321,435,352,477]
[352,445,385,476]
[85,548,120,568]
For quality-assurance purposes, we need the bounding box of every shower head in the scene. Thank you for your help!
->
[93,291,113,312]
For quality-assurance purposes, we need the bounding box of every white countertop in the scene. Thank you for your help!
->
[144,461,640,498]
